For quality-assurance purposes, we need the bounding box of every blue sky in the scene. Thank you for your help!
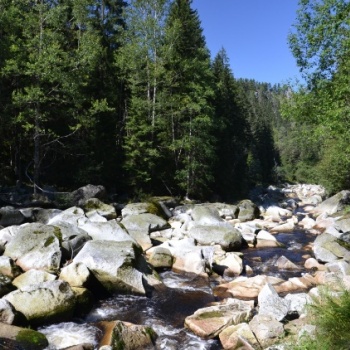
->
[192,0,302,85]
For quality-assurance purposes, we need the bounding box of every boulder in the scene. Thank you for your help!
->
[284,293,311,316]
[71,185,106,207]
[147,247,173,268]
[0,225,21,247]
[190,205,223,225]
[33,208,62,224]
[207,203,238,219]
[0,323,48,349]
[48,207,87,226]
[61,233,92,261]
[335,218,350,234]
[212,251,243,277]
[237,200,260,222]
[249,314,284,346]
[219,323,259,350]
[121,203,151,218]
[313,190,350,216]
[97,320,157,350]
[325,260,350,276]
[313,233,350,263]
[0,299,18,325]
[270,218,295,233]
[0,256,21,278]
[147,239,206,276]
[59,262,92,288]
[121,213,169,250]
[258,283,290,321]
[83,198,116,220]
[264,206,292,220]
[0,207,26,227]
[256,230,283,248]
[12,270,56,289]
[188,223,243,251]
[275,256,302,271]
[184,299,253,339]
[78,220,133,243]
[73,240,150,295]
[3,223,62,273]
[214,275,285,300]
[3,280,76,325]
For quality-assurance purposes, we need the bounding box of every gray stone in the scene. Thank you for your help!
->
[313,190,350,216]
[4,223,62,273]
[59,262,92,288]
[258,283,290,321]
[12,270,56,289]
[190,205,224,225]
[73,240,149,295]
[83,198,117,220]
[188,223,243,251]
[237,200,260,222]
[284,293,311,316]
[0,207,25,227]
[249,314,284,344]
[4,280,76,325]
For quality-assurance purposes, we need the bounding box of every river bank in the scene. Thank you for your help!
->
[0,184,349,349]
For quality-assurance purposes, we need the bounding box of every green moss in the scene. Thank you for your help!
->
[44,236,55,247]
[33,230,43,235]
[336,239,350,251]
[143,326,157,342]
[197,310,224,319]
[53,226,62,242]
[16,329,48,349]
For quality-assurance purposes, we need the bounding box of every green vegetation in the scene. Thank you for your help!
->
[280,0,350,193]
[16,329,48,349]
[291,286,350,350]
[0,0,347,200]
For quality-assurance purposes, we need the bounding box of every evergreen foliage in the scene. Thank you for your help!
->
[1,0,342,200]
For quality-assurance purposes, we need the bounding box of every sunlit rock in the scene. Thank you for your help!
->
[184,298,253,339]
[4,280,76,325]
[258,283,290,321]
[219,322,259,350]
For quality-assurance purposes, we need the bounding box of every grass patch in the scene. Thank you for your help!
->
[290,286,350,350]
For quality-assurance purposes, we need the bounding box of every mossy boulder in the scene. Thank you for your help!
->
[0,323,48,349]
[111,321,157,350]
[3,280,76,326]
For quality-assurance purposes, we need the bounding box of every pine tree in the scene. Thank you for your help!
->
[162,0,215,199]
[211,48,249,200]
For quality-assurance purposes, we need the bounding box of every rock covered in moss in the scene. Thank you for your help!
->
[110,320,157,350]
[0,322,48,349]
[3,280,76,325]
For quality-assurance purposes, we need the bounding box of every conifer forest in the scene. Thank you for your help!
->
[0,0,349,200]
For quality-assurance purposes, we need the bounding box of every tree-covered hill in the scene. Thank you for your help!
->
[0,0,345,201]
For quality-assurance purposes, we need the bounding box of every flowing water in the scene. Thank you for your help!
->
[39,226,316,349]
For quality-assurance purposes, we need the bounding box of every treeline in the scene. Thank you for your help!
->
[0,0,288,201]
[278,0,350,194]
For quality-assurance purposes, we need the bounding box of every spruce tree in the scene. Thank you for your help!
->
[163,0,215,199]
[211,48,249,200]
